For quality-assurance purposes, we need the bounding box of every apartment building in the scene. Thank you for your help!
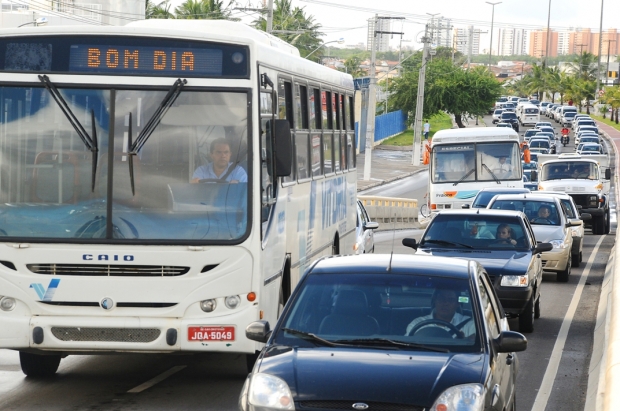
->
[498,27,528,56]
[454,26,480,56]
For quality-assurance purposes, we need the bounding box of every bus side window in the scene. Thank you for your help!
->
[278,78,295,183]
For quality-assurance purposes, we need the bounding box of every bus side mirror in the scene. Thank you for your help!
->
[531,170,538,181]
[269,119,293,177]
[605,168,611,180]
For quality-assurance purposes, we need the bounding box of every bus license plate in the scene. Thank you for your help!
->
[188,326,235,341]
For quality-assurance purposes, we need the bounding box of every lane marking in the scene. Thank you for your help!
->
[127,365,186,393]
[531,236,606,411]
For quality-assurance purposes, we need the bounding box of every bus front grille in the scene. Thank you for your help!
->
[51,327,161,343]
[27,264,190,277]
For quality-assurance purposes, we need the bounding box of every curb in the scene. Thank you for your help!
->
[357,167,428,193]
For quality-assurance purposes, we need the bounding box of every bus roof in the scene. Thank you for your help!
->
[431,127,519,144]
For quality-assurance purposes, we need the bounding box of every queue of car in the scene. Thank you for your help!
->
[239,108,603,411]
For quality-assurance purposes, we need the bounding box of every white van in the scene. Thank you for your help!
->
[517,103,540,126]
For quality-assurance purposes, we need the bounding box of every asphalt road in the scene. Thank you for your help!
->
[0,112,614,411]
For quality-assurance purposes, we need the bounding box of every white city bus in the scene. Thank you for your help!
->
[427,128,524,211]
[0,20,357,376]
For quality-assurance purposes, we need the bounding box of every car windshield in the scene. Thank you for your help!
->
[541,162,597,180]
[502,112,517,120]
[276,273,481,352]
[489,200,560,225]
[530,140,550,148]
[421,213,531,249]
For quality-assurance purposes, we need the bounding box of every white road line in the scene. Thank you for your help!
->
[127,365,186,393]
[531,236,606,411]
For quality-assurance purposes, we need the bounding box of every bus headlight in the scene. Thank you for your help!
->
[200,299,217,312]
[225,295,241,309]
[0,296,16,311]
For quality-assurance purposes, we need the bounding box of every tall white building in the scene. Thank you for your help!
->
[432,17,452,48]
[557,31,571,55]
[498,27,528,56]
[454,26,480,56]
[367,17,391,52]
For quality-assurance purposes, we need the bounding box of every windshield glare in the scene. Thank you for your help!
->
[489,200,560,225]
[276,273,481,352]
[541,162,597,180]
[0,86,249,241]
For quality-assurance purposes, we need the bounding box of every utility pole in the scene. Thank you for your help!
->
[544,0,552,68]
[266,0,274,33]
[412,23,432,166]
[596,0,604,94]
[605,39,616,86]
[575,43,587,55]
[363,16,404,181]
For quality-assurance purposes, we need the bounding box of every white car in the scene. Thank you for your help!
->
[575,132,599,145]
[576,143,603,155]
[535,121,552,128]
[355,200,379,254]
[530,191,590,267]
[574,136,600,150]
[492,109,504,124]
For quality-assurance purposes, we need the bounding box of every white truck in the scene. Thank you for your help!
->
[533,153,611,234]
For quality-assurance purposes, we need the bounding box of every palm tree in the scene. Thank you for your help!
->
[175,0,235,20]
[253,0,324,59]
[565,52,598,81]
[146,0,174,19]
[342,56,366,78]
[523,65,547,99]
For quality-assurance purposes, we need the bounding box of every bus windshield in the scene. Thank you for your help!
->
[0,86,249,242]
[431,142,521,183]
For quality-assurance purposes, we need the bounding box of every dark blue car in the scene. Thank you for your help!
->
[240,254,526,411]
[404,209,552,333]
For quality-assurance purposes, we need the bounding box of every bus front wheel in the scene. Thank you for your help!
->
[20,352,61,378]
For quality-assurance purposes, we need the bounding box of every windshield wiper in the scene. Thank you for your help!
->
[421,239,473,249]
[453,168,475,186]
[126,78,187,195]
[333,338,449,352]
[39,75,99,192]
[282,328,338,347]
[482,163,501,184]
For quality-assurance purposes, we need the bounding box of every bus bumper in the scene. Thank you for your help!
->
[0,313,258,354]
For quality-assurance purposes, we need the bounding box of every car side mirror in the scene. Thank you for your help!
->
[580,213,592,221]
[534,242,553,254]
[531,170,538,181]
[364,221,379,230]
[568,220,582,227]
[493,330,527,353]
[402,238,418,250]
[246,320,271,343]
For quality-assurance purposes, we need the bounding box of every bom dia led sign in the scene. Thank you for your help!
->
[69,45,224,76]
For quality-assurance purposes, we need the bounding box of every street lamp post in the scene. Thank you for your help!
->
[305,38,344,60]
[18,17,48,27]
[486,2,501,67]
[596,0,604,94]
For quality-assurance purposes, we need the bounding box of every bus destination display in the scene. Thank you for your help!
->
[69,45,223,76]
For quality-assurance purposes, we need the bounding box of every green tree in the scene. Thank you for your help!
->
[341,56,366,78]
[566,52,599,81]
[175,0,234,20]
[389,58,502,127]
[252,0,323,58]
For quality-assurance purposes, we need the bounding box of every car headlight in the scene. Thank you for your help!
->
[500,275,528,287]
[549,239,568,249]
[248,373,295,410]
[430,383,484,411]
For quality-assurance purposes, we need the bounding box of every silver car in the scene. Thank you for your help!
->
[355,200,379,254]
[487,194,581,282]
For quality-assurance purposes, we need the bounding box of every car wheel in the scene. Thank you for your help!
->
[19,352,61,378]
[519,295,535,333]
[571,252,580,267]
[605,209,611,234]
[593,215,605,235]
[534,294,541,319]
[557,254,571,282]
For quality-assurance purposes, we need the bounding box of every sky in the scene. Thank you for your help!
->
[168,0,620,54]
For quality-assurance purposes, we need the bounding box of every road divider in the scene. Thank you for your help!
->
[358,196,420,230]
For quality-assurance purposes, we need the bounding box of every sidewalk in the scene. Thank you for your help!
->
[357,115,489,192]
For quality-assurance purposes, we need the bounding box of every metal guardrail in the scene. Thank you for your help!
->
[358,195,420,230]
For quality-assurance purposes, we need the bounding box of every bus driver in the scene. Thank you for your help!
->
[191,138,247,183]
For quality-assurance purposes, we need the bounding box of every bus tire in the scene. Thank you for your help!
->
[20,352,61,378]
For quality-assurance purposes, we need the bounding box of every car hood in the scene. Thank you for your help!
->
[257,345,484,407]
[416,248,531,277]
[531,225,565,242]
